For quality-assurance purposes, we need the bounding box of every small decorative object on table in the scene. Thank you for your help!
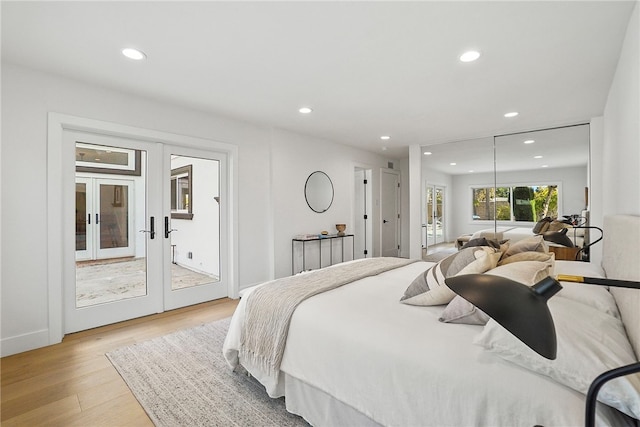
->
[336,223,346,236]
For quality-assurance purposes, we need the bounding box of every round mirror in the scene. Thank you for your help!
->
[305,171,334,213]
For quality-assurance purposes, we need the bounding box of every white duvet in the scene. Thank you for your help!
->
[223,261,632,426]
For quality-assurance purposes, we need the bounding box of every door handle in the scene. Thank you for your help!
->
[87,214,91,224]
[95,213,99,224]
[383,219,388,224]
[164,216,178,238]
[139,216,156,239]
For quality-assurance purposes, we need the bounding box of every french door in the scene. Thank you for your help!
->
[425,185,445,247]
[65,130,228,332]
[75,177,135,261]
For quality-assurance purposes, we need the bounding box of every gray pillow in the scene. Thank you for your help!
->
[439,259,554,325]
[400,246,498,306]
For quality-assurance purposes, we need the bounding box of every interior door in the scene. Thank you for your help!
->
[381,169,400,257]
[163,145,228,310]
[66,131,162,333]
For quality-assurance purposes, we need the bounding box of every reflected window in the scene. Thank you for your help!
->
[472,185,558,221]
[171,165,193,219]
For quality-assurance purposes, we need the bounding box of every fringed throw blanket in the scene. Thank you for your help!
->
[239,257,417,378]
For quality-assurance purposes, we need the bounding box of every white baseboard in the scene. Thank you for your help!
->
[1,329,53,357]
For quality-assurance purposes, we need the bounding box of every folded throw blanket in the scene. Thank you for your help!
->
[239,257,417,378]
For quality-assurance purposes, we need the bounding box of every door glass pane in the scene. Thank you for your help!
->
[169,155,220,290]
[75,142,147,308]
[99,184,129,249]
[76,183,87,251]
[435,187,444,243]
[426,187,434,246]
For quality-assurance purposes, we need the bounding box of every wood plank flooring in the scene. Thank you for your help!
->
[1,298,239,426]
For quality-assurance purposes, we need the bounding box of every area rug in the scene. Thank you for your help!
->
[106,317,308,426]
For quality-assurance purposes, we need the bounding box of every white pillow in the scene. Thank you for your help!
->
[475,297,640,419]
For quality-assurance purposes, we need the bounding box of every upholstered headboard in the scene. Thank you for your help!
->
[602,215,640,359]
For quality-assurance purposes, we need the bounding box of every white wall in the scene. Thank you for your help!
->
[1,62,395,355]
[591,2,640,266]
[269,129,393,278]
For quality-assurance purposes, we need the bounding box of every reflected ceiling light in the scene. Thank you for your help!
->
[380,136,391,140]
[460,50,481,62]
[504,111,519,118]
[450,162,457,166]
[469,170,474,173]
[298,107,313,114]
[122,48,146,60]
[423,151,432,155]
[542,165,549,168]
[524,139,535,144]
[534,155,543,159]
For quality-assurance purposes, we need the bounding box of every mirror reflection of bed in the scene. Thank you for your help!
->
[422,123,590,260]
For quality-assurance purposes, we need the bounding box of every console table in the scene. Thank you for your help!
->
[292,234,355,274]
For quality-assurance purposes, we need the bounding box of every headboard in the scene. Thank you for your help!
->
[602,214,640,359]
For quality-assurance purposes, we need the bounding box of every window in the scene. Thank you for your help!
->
[171,165,193,219]
[75,142,141,176]
[472,184,558,222]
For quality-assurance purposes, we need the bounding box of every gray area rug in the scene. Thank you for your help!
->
[106,317,308,426]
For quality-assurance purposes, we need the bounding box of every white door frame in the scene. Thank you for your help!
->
[47,113,239,344]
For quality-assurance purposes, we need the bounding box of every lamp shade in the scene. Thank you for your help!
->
[543,228,575,247]
[445,274,562,359]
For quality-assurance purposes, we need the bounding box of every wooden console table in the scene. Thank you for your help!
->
[292,234,355,274]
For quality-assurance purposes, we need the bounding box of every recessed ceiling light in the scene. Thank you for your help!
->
[468,170,474,173]
[298,107,313,114]
[122,48,146,60]
[541,165,549,168]
[450,162,457,166]
[423,151,432,156]
[524,139,535,144]
[534,155,543,159]
[460,50,481,62]
[504,112,519,118]
[380,136,391,140]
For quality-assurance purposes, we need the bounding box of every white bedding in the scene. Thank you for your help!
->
[224,260,635,426]
[471,226,585,247]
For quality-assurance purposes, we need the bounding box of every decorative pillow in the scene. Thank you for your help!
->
[400,247,499,306]
[502,235,547,259]
[439,259,554,325]
[498,251,555,266]
[461,237,501,250]
[532,217,553,234]
[475,297,640,419]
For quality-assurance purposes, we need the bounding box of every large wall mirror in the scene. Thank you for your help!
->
[305,171,334,213]
[421,123,590,248]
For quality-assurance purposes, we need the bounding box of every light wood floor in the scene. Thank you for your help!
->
[1,298,239,426]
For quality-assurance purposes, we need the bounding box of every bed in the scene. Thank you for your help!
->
[223,215,640,426]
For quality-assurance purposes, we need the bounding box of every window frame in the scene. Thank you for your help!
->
[470,182,560,224]
[171,164,193,220]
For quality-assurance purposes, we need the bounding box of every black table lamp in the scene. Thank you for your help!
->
[445,274,640,427]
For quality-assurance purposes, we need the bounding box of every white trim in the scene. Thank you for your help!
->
[47,112,239,346]
[1,329,50,357]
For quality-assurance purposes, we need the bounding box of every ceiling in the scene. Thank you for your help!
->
[1,1,636,159]
[423,123,590,175]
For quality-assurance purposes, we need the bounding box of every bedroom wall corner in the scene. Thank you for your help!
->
[269,129,393,279]
[602,1,640,218]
